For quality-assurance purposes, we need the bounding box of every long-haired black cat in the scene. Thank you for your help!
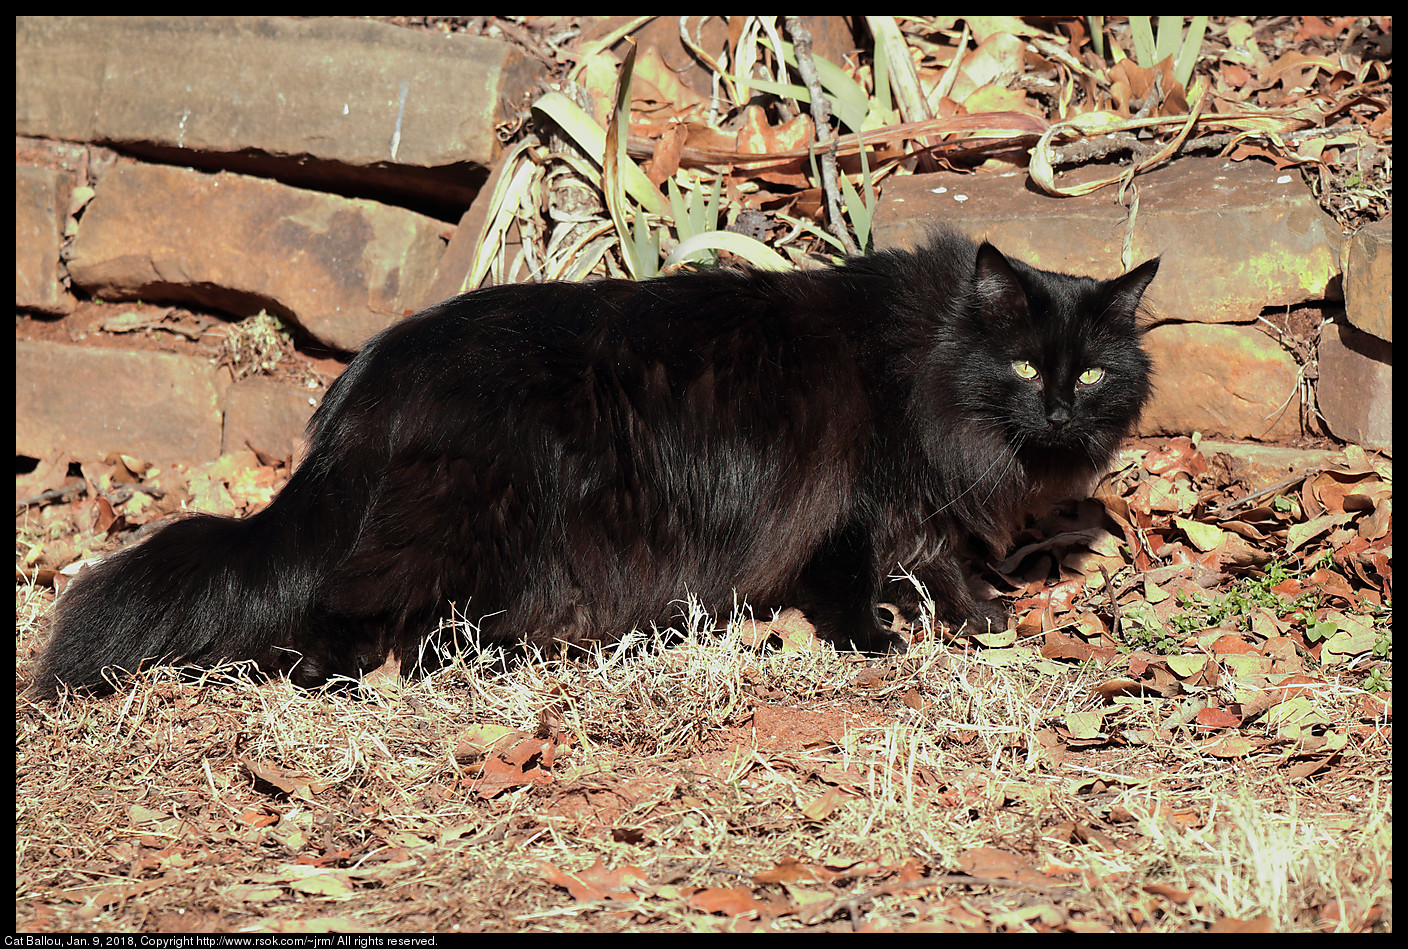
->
[34,230,1158,696]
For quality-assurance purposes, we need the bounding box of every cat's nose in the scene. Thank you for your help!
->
[1046,406,1071,429]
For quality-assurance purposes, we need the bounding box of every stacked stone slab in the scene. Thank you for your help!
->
[15,15,545,464]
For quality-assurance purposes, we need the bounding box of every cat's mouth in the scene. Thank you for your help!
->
[1018,427,1095,460]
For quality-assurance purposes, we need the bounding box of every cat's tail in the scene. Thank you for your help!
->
[31,466,352,698]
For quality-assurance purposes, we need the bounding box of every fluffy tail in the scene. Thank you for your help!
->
[33,468,349,697]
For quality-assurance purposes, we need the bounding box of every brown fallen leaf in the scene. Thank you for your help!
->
[800,785,857,822]
[1209,913,1274,932]
[1194,707,1241,729]
[688,885,772,918]
[462,734,559,798]
[240,757,330,800]
[956,847,1051,888]
[539,856,649,903]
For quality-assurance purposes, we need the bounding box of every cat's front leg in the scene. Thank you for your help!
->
[792,524,906,654]
[890,552,1008,637]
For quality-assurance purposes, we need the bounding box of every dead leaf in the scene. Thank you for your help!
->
[1176,517,1227,553]
[1305,567,1360,608]
[740,607,817,652]
[1061,710,1106,740]
[689,885,770,918]
[646,120,688,187]
[1319,613,1378,665]
[1090,678,1153,702]
[241,758,329,800]
[1210,633,1257,655]
[957,847,1050,888]
[1201,735,1255,758]
[1041,628,1117,665]
[1194,707,1241,729]
[453,724,528,760]
[462,733,560,798]
[287,870,355,899]
[753,857,834,885]
[539,857,648,902]
[1209,913,1274,932]
[801,786,856,822]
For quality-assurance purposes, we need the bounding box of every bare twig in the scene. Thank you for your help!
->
[16,482,165,515]
[1215,468,1325,516]
[16,483,87,512]
[785,16,858,256]
[1099,565,1122,639]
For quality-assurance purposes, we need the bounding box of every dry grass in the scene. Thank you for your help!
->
[15,587,1390,933]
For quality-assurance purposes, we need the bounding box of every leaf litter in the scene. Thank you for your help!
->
[16,15,1391,934]
[16,428,1392,932]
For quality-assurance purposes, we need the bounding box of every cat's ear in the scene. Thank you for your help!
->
[1103,257,1161,319]
[972,241,1029,318]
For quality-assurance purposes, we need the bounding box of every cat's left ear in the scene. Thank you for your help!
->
[1103,257,1160,319]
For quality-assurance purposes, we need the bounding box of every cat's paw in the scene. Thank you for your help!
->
[844,626,909,656]
[940,598,1009,637]
[818,616,909,656]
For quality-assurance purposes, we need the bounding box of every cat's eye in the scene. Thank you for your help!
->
[1012,360,1038,380]
[1078,367,1105,386]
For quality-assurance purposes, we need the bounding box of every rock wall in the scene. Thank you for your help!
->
[17,15,546,465]
[15,16,1391,468]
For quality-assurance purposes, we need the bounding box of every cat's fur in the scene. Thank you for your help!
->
[34,231,1158,696]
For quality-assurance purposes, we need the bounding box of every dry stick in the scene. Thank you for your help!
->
[784,17,858,256]
[1216,467,1326,515]
[1099,564,1122,640]
[16,482,87,512]
[16,482,165,514]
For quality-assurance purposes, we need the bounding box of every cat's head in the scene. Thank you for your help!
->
[948,241,1159,468]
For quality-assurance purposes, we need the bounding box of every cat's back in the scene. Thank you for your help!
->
[318,265,876,458]
[401,267,862,379]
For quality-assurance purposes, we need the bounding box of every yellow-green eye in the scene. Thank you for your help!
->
[1012,360,1038,380]
[1078,367,1104,386]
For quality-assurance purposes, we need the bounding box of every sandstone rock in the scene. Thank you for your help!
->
[1198,440,1350,494]
[1316,320,1392,451]
[15,16,546,213]
[221,375,320,461]
[15,165,74,315]
[1140,323,1303,440]
[873,157,1343,323]
[1342,216,1392,342]
[17,340,226,465]
[67,163,445,352]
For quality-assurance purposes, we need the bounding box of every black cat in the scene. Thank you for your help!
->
[34,230,1158,696]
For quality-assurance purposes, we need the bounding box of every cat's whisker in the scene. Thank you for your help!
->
[918,438,1017,525]
[977,438,1025,508]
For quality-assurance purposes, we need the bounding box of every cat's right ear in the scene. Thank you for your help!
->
[973,241,1029,318]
